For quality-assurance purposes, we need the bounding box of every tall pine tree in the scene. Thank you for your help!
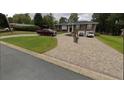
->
[33,13,43,27]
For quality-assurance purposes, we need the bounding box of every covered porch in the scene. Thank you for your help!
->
[55,21,98,35]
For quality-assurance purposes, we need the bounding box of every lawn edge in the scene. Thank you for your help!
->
[0,41,120,80]
[96,36,123,54]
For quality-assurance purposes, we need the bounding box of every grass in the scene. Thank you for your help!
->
[0,31,66,36]
[96,35,123,53]
[0,31,36,36]
[1,36,57,53]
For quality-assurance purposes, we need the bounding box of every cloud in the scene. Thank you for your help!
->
[78,13,93,21]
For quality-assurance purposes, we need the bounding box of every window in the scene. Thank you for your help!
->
[62,25,67,30]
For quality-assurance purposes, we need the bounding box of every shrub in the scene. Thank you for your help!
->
[13,24,39,31]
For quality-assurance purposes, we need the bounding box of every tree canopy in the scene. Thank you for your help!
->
[33,13,43,27]
[43,13,55,28]
[8,17,13,23]
[92,13,124,35]
[59,17,68,23]
[92,13,110,33]
[68,13,79,23]
[13,13,31,24]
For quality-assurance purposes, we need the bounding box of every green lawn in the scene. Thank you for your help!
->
[96,35,123,53]
[0,31,36,36]
[1,36,57,53]
[0,31,65,36]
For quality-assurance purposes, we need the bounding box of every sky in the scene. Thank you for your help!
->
[7,13,93,21]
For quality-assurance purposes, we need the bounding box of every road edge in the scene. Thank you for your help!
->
[0,41,119,80]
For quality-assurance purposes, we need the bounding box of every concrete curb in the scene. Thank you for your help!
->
[0,41,119,80]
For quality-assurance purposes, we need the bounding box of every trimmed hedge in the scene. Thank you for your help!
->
[13,24,39,31]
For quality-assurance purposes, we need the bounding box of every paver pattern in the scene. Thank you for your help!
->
[44,33,123,79]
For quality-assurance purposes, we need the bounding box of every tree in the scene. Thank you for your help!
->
[92,13,110,34]
[13,13,31,24]
[8,17,13,23]
[33,13,43,27]
[0,13,11,30]
[43,13,55,28]
[54,20,59,24]
[92,13,124,35]
[30,19,34,24]
[107,13,124,35]
[68,13,79,23]
[59,17,68,23]
[24,13,32,24]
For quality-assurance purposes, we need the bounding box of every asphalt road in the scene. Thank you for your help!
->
[0,44,91,80]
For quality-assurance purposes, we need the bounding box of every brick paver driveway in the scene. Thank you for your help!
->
[44,33,123,79]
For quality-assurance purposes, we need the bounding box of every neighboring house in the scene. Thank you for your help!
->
[55,21,98,35]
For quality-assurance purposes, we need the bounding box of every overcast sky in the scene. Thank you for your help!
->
[7,13,93,21]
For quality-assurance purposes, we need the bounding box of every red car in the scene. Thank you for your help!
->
[36,29,57,36]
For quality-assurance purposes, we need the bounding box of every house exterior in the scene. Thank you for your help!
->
[55,21,98,35]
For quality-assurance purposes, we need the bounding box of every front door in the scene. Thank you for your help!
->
[69,27,72,32]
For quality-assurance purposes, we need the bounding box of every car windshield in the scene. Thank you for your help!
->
[43,29,49,31]
[48,29,53,32]
[43,29,53,32]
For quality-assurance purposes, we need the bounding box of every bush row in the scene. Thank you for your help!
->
[13,25,39,31]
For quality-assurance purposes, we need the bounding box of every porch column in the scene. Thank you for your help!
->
[68,25,70,32]
[93,24,96,32]
[72,25,74,32]
[84,24,87,36]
